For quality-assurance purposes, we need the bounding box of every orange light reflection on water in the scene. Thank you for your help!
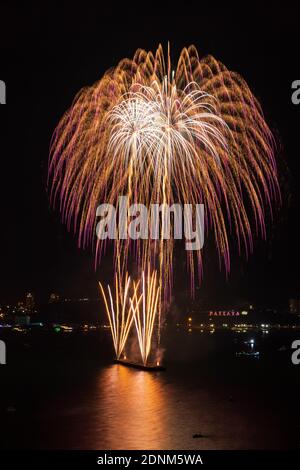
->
[94,365,169,449]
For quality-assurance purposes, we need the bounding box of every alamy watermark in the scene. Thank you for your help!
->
[0,80,6,104]
[291,80,300,105]
[0,340,6,364]
[291,340,300,365]
[96,196,204,250]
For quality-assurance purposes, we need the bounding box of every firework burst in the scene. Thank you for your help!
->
[49,44,280,350]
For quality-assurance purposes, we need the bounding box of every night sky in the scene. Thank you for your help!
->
[0,7,299,308]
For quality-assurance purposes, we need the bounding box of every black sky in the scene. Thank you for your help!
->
[0,7,299,307]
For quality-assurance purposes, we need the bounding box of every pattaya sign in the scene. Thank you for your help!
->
[209,311,240,317]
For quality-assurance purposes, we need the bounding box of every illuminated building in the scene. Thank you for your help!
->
[49,293,60,303]
[289,299,300,314]
[25,292,35,312]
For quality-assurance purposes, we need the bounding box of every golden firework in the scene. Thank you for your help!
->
[49,45,280,354]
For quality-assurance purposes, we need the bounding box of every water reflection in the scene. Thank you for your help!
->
[76,361,290,450]
[5,329,296,450]
[94,365,168,449]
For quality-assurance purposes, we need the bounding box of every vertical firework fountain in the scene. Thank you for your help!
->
[99,268,160,367]
[130,269,160,366]
[99,273,134,360]
[49,44,279,367]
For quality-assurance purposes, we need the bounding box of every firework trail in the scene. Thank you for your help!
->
[130,268,160,365]
[100,268,160,365]
[49,44,280,350]
[99,273,134,359]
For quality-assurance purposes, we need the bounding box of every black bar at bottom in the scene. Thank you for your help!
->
[0,450,299,466]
